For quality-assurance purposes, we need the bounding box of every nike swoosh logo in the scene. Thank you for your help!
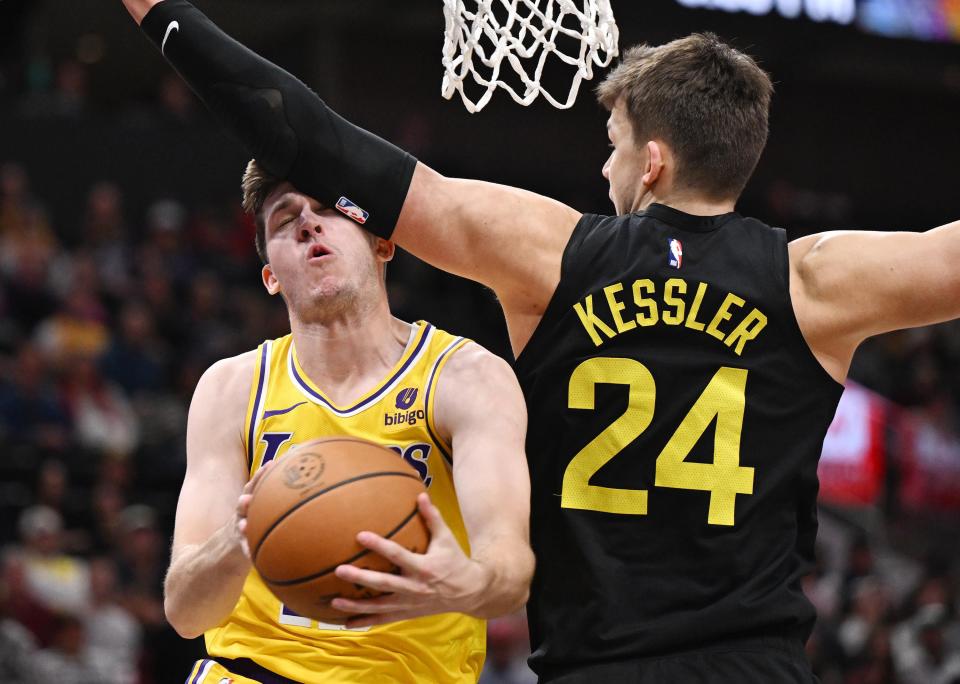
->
[162,21,179,55]
[262,401,308,420]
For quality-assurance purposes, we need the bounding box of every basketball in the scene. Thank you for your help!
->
[244,437,430,624]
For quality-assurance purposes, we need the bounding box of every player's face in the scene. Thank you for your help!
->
[260,185,392,318]
[602,100,648,215]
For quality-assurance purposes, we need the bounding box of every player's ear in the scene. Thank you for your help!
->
[642,140,665,188]
[375,238,395,263]
[262,264,281,295]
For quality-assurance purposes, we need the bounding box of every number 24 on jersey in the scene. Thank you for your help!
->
[563,357,754,526]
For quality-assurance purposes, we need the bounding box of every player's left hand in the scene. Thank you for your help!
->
[331,492,489,628]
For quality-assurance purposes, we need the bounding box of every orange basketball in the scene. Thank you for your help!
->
[244,437,429,624]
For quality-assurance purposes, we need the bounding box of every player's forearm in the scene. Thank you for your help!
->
[163,521,250,639]
[468,537,535,618]
[133,0,415,238]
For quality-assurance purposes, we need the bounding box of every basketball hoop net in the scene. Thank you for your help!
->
[441,0,619,113]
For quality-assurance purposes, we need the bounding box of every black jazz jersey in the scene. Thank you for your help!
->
[513,204,844,676]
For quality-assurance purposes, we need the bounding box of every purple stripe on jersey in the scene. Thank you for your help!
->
[247,343,269,469]
[291,323,432,414]
[188,659,211,684]
[423,338,465,466]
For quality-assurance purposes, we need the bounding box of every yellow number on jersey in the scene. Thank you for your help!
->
[563,359,754,526]
[654,366,753,526]
[563,358,655,514]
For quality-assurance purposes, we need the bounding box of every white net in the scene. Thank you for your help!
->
[441,0,620,113]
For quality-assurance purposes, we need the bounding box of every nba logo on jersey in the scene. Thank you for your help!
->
[219,679,234,684]
[668,238,683,269]
[335,196,369,224]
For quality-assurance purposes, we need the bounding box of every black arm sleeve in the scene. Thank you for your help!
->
[140,0,416,238]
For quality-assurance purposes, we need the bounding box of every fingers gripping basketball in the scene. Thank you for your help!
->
[244,438,430,623]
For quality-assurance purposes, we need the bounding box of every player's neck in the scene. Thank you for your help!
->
[636,190,736,217]
[290,304,413,406]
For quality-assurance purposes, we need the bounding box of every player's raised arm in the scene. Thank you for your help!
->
[790,221,960,383]
[395,167,581,351]
[122,0,580,352]
[162,351,256,639]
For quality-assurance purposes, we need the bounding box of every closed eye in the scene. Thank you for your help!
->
[274,216,296,231]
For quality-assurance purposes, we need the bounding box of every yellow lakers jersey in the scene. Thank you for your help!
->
[205,321,486,683]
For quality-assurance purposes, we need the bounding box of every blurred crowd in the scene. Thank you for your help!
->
[1,38,959,684]
[0,158,269,683]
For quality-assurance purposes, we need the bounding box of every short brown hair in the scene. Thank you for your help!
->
[597,33,773,201]
[241,159,282,264]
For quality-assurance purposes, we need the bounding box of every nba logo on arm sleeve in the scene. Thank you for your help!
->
[335,197,370,224]
[668,238,683,269]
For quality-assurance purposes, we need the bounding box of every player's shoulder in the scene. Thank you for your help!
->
[416,321,517,391]
[195,348,261,399]
[438,340,518,395]
[187,348,263,443]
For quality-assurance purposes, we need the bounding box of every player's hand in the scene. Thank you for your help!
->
[331,493,490,628]
[235,461,273,560]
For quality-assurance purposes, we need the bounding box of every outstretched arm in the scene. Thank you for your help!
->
[122,0,580,353]
[396,167,580,351]
[790,220,960,383]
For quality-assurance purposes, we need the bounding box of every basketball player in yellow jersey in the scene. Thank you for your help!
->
[162,167,535,683]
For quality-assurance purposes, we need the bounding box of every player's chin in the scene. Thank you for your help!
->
[308,277,349,300]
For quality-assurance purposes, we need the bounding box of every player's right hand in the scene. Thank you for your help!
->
[235,461,273,560]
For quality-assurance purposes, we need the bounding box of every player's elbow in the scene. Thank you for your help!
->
[477,544,535,618]
[511,546,536,610]
[164,597,207,640]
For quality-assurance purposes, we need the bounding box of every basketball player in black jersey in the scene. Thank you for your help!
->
[122,1,960,680]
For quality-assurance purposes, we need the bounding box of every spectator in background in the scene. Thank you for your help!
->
[845,625,897,684]
[11,507,89,636]
[18,58,88,120]
[113,504,184,683]
[34,289,109,367]
[80,182,132,298]
[183,270,234,363]
[0,346,71,453]
[137,258,182,348]
[893,603,960,684]
[32,615,100,684]
[34,459,87,551]
[114,505,164,629]
[843,536,877,608]
[85,484,126,557]
[141,198,194,286]
[0,162,57,260]
[804,543,843,623]
[59,352,139,458]
[100,302,166,398]
[0,575,38,683]
[838,576,890,663]
[1,232,58,338]
[83,557,140,684]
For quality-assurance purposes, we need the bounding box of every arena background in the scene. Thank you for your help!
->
[1,0,959,682]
